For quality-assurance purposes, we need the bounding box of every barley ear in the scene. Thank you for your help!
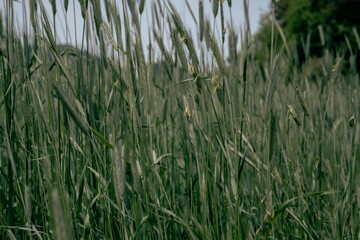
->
[199,0,204,42]
[295,86,311,118]
[213,0,219,18]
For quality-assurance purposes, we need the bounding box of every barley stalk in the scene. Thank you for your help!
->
[220,0,225,43]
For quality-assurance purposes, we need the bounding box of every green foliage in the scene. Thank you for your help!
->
[256,0,360,67]
[0,0,360,239]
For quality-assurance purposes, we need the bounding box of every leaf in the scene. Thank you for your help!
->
[89,126,114,149]
[268,191,334,224]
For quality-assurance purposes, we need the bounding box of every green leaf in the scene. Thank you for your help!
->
[89,126,114,149]
[268,191,334,224]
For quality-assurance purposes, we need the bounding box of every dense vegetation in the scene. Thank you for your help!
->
[0,0,359,239]
[256,0,360,68]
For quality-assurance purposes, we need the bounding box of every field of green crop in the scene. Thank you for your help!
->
[1,0,360,239]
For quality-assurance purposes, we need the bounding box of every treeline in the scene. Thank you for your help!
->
[254,0,360,70]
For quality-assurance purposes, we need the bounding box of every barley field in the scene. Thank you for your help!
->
[0,0,360,239]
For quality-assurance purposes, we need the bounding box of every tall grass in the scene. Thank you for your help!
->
[0,0,359,239]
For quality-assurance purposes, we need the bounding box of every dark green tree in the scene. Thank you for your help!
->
[255,0,360,69]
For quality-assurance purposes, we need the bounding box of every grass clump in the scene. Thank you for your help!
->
[0,0,359,239]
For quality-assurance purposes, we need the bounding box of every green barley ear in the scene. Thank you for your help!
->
[287,105,301,127]
[139,0,145,14]
[213,0,219,18]
[64,0,69,12]
[78,0,87,19]
[220,0,225,43]
[50,0,56,16]
[30,0,37,29]
[153,30,174,66]
[127,0,140,33]
[349,115,355,128]
[167,1,186,35]
[295,86,311,118]
[204,19,225,74]
[113,144,126,205]
[91,0,102,37]
[52,83,90,136]
[330,57,342,86]
[171,28,188,71]
[199,0,204,42]
[40,2,56,49]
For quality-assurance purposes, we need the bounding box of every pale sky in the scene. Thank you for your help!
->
[0,0,271,56]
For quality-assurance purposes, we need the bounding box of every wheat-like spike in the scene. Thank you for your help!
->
[127,0,140,33]
[139,0,145,14]
[39,2,56,49]
[295,86,311,118]
[199,0,204,42]
[349,115,355,128]
[64,0,69,12]
[102,22,118,52]
[228,0,232,7]
[184,33,199,71]
[168,3,199,70]
[114,144,126,204]
[111,3,123,51]
[152,2,161,30]
[204,19,211,50]
[99,31,108,69]
[135,33,147,80]
[287,105,301,127]
[213,0,219,18]
[183,96,197,151]
[104,0,111,23]
[172,28,188,71]
[92,0,102,37]
[265,54,280,119]
[50,0,56,16]
[30,0,37,29]
[78,0,87,19]
[330,57,342,86]
[52,83,90,135]
[204,19,225,73]
[153,30,174,66]
[168,1,186,35]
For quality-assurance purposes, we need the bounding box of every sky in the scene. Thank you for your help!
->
[0,0,271,56]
